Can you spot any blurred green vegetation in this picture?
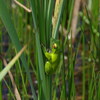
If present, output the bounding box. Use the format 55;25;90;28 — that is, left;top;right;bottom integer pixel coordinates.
0;0;100;100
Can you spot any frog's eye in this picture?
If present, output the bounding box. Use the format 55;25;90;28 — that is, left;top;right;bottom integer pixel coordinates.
52;43;57;49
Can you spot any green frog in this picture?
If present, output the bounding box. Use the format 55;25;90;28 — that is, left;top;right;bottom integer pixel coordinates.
42;38;61;75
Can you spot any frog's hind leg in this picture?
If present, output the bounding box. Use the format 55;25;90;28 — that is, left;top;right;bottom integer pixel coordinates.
45;61;52;74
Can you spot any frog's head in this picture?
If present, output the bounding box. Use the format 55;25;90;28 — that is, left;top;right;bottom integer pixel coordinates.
52;43;58;49
51;38;60;53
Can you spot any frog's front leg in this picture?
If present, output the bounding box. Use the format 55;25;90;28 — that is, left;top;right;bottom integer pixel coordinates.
42;44;52;60
45;52;52;60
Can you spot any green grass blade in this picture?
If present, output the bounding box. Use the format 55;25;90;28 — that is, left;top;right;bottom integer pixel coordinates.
29;0;37;29
64;0;75;47
53;0;66;39
0;1;37;99
30;1;47;99
4;79;16;100
0;61;3;100
46;0;54;46
35;32;47;99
